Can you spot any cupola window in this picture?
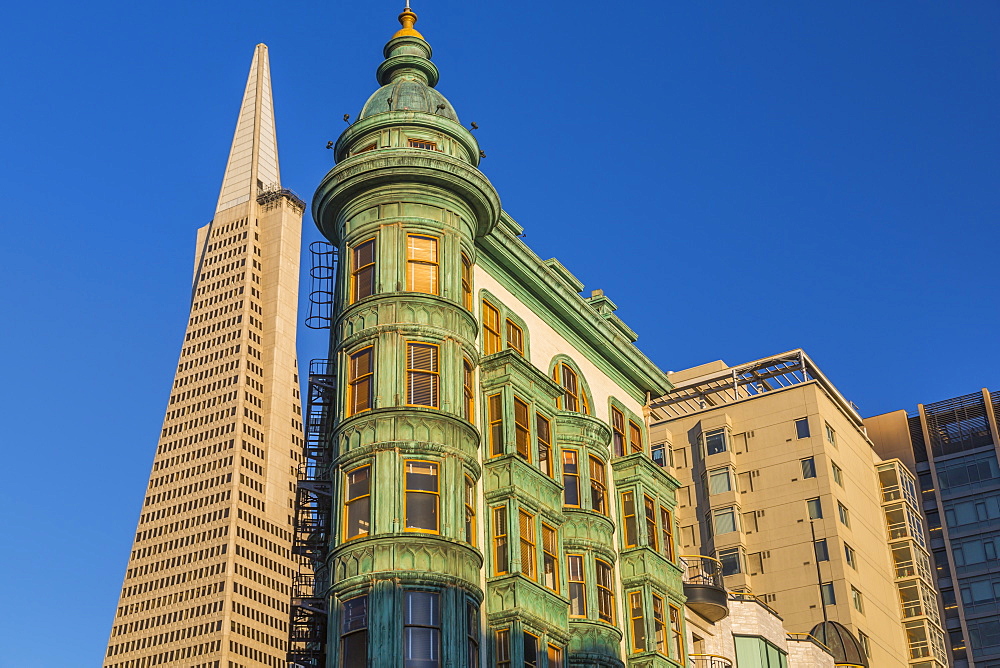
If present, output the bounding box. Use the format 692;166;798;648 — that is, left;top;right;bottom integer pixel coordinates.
408;138;438;151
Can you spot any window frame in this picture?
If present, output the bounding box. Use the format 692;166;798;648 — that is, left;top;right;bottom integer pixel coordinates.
832;461;844;486
405;341;440;408
628;590;647;654
496;627;511;668
523;630;540;668
704;428;728;456
403;460;440;534
405;233;440;295
644;495;659;552
482;300;502;355
347;345;375;416
652;594;667;655
622;491;638;548
402;590;441;667
407;138;438;150
340;594;369;667
660;507;674;562
488;393;504;457
492;506;509;575
350;237;377;303
554;362;590;414
461;253;473;311
669;604;684;662
505;318;524;355
852;586;865;612
838;501;851;527
464;475;476;546
562;450;581;507
542;523;558;593
595;558;616;624
807;497;823;520
518;510;537;581
611;407;626;457
795;417;811;439
343;464;372;541
845;542;857;569
629;420;643;454
567;553;586;618
463;359;474;423
590;456;608;515
536;413;553;477
514;396;531;462
801;457;817;479
821;582;836;605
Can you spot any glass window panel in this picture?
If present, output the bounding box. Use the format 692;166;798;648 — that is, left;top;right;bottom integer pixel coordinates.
611;407;626;457
482;301;501;355
351;238;376;302
536;414;552;476
709;468;732;494
629;591;646;653
622;492;638;547
514;397;530;460
705;429;727;455
505;319;523;355
801;457;817;479
406;235;439;295
405;462;439;532
807;497;823;519
795;418;811;439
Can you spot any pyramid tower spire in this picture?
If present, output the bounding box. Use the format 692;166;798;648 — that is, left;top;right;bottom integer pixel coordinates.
216;43;280;213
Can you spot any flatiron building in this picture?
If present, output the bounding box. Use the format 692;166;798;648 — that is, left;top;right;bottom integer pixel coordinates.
103;44;305;668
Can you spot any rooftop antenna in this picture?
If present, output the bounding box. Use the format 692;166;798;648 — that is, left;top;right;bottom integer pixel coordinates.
405;0;410;7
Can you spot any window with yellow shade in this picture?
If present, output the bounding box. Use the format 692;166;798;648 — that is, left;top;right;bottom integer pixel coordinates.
406;234;439;294
482;300;501;355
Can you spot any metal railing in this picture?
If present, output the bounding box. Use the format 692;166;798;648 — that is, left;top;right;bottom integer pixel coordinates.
689;654;733;668
680;555;725;589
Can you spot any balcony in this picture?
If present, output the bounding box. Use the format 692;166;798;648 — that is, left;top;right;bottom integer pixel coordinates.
681;555;729;622
690;654;733;668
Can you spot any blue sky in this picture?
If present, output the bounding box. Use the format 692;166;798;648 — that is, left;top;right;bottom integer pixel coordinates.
0;1;997;665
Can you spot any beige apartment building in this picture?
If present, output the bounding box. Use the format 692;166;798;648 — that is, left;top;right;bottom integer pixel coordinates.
103;44;304;668
648;350;911;668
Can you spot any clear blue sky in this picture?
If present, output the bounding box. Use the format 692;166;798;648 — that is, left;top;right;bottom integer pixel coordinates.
0;1;996;665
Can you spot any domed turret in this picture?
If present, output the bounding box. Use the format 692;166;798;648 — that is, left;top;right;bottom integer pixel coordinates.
809;621;870;667
357;5;459;122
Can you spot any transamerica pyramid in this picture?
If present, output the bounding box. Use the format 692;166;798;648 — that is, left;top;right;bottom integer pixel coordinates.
103;44;304;668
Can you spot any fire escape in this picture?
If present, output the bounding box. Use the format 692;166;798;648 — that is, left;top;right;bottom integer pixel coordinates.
288;242;337;668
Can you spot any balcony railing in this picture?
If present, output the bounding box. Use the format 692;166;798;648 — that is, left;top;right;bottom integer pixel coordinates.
680;555;725;588
680;555;728;622
689;654;733;668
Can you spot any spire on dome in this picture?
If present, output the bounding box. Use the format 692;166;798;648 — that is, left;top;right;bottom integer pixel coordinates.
215;43;281;213
393;2;423;39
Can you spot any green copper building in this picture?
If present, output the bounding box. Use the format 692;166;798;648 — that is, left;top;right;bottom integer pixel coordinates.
295;6;687;667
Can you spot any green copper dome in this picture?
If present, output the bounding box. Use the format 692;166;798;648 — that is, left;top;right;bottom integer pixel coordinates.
357;7;459;122
359;79;458;121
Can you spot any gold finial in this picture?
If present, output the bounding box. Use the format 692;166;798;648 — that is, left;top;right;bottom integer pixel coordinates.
393;2;424;39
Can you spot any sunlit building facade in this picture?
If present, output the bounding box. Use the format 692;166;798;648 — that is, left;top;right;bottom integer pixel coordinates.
867;389;1000;668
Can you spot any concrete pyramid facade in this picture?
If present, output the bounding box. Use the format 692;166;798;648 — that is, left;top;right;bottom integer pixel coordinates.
104;44;304;668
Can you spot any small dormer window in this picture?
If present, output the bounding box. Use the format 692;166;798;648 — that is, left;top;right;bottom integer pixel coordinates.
408;139;437;151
